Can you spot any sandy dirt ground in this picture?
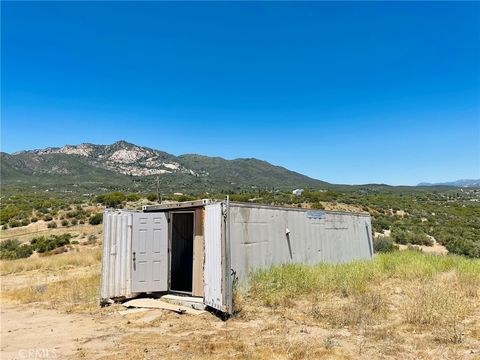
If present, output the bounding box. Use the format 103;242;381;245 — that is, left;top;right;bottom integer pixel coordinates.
1;299;479;360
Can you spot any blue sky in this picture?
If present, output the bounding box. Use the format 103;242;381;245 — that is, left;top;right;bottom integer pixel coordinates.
2;2;479;185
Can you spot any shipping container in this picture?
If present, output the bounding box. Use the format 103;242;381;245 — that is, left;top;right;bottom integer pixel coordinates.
100;199;373;314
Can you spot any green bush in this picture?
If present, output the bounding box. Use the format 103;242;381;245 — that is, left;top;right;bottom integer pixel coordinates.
89;213;103;225
0;239;21;251
391;228;433;246
126;193;141;202
373;237;399;253
30;234;71;253
47;221;57;228
8;220;21;228
146;193;158;202
71;218;78;226
0;239;33;260
30;217;38;223
95;192;126;208
61;219;69;227
311;202;325;210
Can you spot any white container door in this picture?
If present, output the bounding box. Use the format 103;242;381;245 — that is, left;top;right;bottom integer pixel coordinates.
204;203;231;313
131;212;168;293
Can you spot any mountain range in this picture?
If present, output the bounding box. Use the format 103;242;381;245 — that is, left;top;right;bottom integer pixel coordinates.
417;179;480;188
1;141;478;195
1;141;327;194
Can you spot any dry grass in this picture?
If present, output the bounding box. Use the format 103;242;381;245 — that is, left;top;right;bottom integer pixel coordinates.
1;246;101;312
0;246;101;275
247;250;480;351
2;247;479;359
2;273;100;312
248;251;480;307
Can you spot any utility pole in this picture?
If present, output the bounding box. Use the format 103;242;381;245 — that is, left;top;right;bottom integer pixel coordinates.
156;176;162;204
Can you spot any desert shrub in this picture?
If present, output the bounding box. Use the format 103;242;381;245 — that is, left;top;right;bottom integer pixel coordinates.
373;236;399;253
43;214;53;221
0;239;21;252
444;237;480;259
30;217;38;223
89;213;103;225
391;228;433;246
126;193;141;202
79;219;85;224
311;202;325;210
71;240;79;245
66;208;88;219
0;239;33;260
174;195;197;201
229;193;254;202
86;234;97;245
372;215;394;233
70;218;78;226
61;219;69;227
47;221;57;228
30;234;71;253
0;205;20;224
146;193;158;202
21;219;29;226
8;220;21;228
95;192;126;208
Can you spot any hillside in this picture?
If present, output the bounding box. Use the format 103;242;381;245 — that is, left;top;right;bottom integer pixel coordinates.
1;141;327;194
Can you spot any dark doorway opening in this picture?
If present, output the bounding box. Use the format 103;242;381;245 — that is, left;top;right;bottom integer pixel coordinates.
170;212;194;293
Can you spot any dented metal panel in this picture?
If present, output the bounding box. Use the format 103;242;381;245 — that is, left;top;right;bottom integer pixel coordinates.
228;203;372;282
100;210;135;301
203;203;225;311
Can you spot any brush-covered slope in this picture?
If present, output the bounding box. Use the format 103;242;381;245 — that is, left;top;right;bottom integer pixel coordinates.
1;141;328;193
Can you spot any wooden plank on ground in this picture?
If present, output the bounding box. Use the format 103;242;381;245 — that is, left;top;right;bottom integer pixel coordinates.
122;298;205;315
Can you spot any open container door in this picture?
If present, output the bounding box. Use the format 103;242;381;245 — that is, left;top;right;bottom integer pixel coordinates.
131;212;169;293
203;202;232;314
101;210;135;301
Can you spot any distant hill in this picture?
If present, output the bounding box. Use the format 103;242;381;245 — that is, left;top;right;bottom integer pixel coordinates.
418;179;480;188
1;141;328;194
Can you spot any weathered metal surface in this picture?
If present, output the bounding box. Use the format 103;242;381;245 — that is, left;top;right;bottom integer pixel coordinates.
100;210;135;301
203;203;224;311
228;203;373;282
143;199;214;212
101;200;373;315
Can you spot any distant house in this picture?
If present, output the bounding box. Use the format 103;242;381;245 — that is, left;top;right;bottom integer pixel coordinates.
292;189;304;196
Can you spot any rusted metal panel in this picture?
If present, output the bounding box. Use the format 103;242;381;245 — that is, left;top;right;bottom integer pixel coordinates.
228;203;372;283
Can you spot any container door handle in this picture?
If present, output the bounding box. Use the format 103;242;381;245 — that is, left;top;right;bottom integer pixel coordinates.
132;252;136;270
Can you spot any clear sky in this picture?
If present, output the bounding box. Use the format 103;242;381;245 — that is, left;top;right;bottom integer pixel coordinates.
2;1;479;185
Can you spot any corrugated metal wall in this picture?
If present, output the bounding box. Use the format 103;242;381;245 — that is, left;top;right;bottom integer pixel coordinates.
100;210;135;301
228;203;373;282
203;203;224;311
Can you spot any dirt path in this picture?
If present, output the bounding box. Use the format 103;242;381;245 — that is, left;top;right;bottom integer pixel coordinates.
0;304;120;359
